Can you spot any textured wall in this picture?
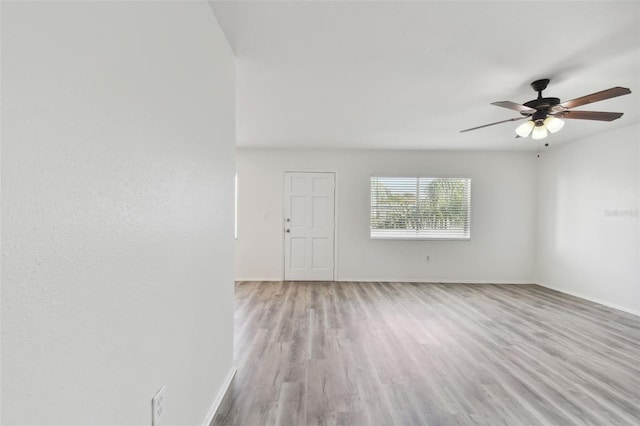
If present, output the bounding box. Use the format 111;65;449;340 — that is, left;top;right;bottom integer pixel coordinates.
1;2;235;424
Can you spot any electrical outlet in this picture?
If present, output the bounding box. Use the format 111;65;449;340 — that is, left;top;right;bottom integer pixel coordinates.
152;386;166;426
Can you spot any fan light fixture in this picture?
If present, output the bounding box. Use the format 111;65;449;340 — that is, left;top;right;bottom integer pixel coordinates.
531;125;548;140
515;116;565;139
515;120;535;137
544;116;565;133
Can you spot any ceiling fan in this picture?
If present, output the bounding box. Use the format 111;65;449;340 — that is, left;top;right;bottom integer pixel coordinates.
460;79;631;140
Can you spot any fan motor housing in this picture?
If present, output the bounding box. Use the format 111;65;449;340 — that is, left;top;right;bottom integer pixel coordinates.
523;97;561;111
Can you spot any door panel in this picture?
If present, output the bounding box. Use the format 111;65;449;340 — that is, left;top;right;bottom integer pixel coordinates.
291;196;306;227
284;172;335;281
311;238;329;269
312;196;329;227
289;238;306;270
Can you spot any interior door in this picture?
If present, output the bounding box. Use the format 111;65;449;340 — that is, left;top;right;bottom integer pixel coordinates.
283;172;335;281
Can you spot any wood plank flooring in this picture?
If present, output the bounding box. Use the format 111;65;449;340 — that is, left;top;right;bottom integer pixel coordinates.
212;282;640;426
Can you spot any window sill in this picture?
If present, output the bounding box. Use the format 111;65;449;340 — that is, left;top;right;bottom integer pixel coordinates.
371;236;471;241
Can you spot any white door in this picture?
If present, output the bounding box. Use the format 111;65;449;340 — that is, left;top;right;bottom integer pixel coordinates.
283;172;335;281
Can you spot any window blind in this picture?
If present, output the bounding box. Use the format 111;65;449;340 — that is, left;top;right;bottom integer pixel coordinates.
370;177;471;240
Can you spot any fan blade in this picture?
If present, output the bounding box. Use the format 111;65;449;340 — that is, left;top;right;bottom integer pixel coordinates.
559;110;623;121
460;116;529;133
491;101;536;114
560;87;631;109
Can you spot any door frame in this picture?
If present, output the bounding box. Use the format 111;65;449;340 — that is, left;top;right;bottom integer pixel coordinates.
281;169;338;282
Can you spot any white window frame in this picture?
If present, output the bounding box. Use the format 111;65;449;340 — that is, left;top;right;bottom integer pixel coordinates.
370;176;471;241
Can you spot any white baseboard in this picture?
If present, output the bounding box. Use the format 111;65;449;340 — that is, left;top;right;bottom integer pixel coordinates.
235;278;534;284
536;282;640;317
201;367;237;426
334;279;535;285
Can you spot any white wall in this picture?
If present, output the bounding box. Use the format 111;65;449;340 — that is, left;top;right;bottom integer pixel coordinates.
237;149;536;283
536;124;640;314
1;2;235;424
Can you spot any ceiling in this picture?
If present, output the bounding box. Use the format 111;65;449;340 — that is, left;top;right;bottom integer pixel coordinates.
210;1;640;151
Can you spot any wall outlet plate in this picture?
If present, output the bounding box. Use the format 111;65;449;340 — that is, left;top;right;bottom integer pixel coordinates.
152;386;166;426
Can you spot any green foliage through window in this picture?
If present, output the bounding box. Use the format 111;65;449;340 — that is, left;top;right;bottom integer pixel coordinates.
370;177;471;239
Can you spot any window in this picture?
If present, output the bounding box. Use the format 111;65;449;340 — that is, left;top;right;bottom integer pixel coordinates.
370;177;471;240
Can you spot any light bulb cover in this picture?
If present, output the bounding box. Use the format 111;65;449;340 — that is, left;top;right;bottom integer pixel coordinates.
531;125;548;140
544;116;565;133
515;120;535;137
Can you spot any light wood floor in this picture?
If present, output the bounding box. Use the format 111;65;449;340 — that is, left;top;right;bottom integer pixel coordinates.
212;281;640;426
